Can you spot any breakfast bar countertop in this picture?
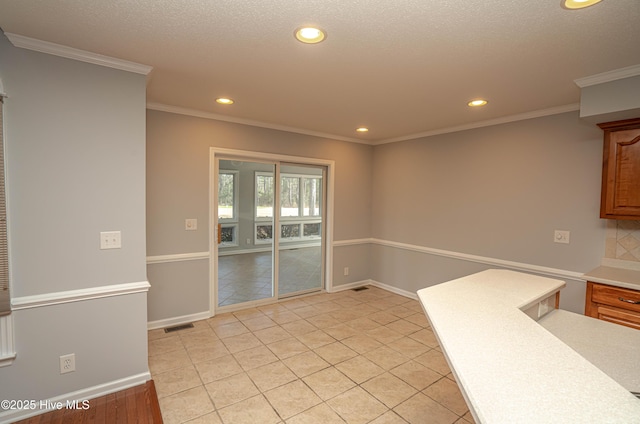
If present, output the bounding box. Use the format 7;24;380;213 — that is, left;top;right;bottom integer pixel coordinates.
416;269;640;424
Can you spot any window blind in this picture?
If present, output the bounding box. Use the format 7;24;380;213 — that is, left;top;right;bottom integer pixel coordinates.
0;96;9;316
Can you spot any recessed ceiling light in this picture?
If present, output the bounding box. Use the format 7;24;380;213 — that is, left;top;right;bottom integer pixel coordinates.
467;99;488;107
356;127;369;133
562;0;603;10
216;97;234;105
294;26;326;44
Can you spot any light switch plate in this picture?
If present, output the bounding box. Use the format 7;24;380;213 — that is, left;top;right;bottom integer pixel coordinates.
185;219;198;230
554;230;570;244
100;231;121;249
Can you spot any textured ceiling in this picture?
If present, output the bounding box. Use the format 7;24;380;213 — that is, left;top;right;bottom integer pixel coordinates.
0;0;639;143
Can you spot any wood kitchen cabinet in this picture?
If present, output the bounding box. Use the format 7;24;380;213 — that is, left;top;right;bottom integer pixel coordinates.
599;118;640;220
585;281;640;330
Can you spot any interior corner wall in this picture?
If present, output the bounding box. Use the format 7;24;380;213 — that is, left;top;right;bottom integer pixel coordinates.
370;111;607;313
0;32;149;418
146;110;373;323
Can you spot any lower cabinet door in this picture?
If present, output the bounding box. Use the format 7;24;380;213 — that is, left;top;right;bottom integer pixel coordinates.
597;305;640;330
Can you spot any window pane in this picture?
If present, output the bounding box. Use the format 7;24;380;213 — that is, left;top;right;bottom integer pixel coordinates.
303;222;321;237
303;178;322;217
218;173;235;219
256;224;273;240
281;177;300;217
281;224;300;239
256;174;274;218
221;226;235;243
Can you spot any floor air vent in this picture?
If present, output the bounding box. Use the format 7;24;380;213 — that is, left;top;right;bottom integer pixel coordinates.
164;323;194;333
352;287;369;292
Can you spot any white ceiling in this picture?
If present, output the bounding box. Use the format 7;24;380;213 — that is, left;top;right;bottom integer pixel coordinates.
0;0;639;144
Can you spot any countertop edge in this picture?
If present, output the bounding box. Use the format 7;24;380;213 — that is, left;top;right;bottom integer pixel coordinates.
583;265;640;291
417;269;640;424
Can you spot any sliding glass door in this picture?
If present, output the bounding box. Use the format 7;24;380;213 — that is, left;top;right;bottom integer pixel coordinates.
217;159;275;307
278;163;324;297
215;157;325;309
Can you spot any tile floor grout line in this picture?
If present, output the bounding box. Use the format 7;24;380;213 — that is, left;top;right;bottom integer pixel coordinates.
150;287;474;424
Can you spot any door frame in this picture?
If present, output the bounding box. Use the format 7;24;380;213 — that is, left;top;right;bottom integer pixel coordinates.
209;147;335;315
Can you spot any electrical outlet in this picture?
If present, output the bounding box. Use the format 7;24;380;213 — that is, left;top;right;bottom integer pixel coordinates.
185;219;198;230
344;267;349;276
538;296;553;318
60;353;75;374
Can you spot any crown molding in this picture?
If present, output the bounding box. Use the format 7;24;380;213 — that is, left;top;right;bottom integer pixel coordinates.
146;102;371;145
374;103;581;145
149;102;583;147
574;64;640;88
5;33;153;75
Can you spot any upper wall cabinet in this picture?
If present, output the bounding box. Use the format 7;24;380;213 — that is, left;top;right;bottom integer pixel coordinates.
599;118;640;220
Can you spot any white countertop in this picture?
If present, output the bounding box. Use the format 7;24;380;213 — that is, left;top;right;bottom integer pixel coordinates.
538;309;640;393
583;265;640;291
417;269;640;424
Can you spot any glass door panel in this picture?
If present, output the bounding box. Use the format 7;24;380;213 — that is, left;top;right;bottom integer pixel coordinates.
217;159;275;307
278;164;325;297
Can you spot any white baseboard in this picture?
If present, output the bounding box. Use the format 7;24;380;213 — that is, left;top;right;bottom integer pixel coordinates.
328;279;418;300
0;371;151;424
328;279;374;293
148;311;211;330
368;280;419;300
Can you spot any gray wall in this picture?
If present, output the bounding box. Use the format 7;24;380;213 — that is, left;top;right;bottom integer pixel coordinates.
0;32;148;412
370;111;607;312
148;108;612;321
146;110;373;322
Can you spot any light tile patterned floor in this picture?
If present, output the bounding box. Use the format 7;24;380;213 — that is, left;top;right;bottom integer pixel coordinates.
148;286;475;424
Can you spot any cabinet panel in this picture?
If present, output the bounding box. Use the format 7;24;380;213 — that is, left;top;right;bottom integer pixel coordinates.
586;281;640;330
596;305;640;331
591;283;640;314
599;118;640;219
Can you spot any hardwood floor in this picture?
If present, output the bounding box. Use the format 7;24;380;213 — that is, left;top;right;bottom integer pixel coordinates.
14;380;163;424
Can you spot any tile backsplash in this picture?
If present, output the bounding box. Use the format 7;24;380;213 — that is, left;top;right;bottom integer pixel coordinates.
606;220;640;262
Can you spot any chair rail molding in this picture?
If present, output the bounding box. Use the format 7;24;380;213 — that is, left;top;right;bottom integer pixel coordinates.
11;281;150;311
334;237;585;282
147;252;210;264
